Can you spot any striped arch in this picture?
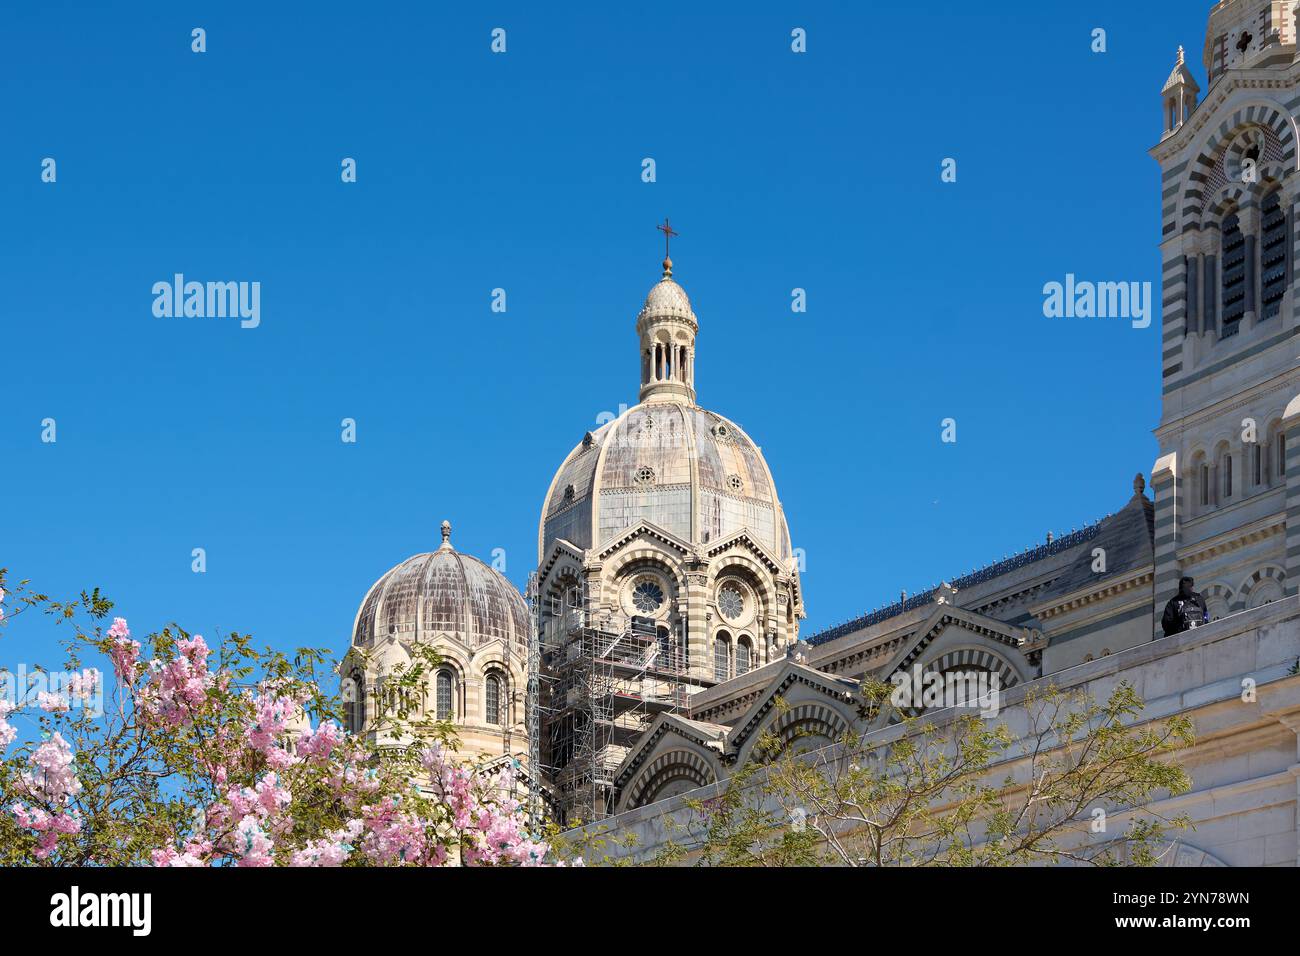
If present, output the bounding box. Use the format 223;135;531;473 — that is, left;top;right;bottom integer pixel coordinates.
1200;582;1234;621
881;646;1021;724
709;555;778;607
1199;162;1295;227
751;702;851;764
1179;103;1298;231
623;749;716;810
601;545;688;598
1235;565;1286;611
921;646;1022;687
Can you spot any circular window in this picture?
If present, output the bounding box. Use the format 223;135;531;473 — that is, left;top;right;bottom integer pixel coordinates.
632;578;665;613
634;465;656;485
718;585;744;621
726;474;743;492
563;484;575;501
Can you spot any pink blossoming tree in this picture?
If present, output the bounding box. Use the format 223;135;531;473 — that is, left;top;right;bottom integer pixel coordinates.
0;570;555;867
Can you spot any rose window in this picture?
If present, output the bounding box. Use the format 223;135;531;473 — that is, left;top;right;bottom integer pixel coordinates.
633;579;665;613
718;585;744;621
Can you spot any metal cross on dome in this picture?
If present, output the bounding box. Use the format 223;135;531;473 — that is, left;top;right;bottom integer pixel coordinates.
656;217;679;258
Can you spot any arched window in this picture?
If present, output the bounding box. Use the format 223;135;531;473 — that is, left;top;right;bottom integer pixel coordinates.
1260;191;1288;321
1221;211;1246;335
714;632;731;682
344;671;365;734
1222;452;1234;499
435;669;454;720
485;672;503;725
1191;451;1209;510
1280;431;1288;479
735;637;752;676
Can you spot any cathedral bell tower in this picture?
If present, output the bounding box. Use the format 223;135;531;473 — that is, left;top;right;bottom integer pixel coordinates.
1149;0;1300;629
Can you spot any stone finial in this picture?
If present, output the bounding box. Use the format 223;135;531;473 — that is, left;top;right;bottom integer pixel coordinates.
439;519;452;550
1046;531;1054;544
1176;45;1184;67
1133;472;1146;497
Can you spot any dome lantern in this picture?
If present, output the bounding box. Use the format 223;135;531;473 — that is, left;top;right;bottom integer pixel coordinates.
639;218;698;404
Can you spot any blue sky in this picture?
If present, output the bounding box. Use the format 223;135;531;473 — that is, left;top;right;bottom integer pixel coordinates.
1;1;1208;671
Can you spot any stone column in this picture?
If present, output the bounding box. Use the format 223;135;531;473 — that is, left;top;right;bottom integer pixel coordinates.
1187;253;1201;335
1283;396;1300;594
1151;452;1181;636
1241;204;1260;331
684;569;709;681
1203;252;1218;338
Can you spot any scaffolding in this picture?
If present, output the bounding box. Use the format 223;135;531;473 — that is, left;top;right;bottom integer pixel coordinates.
539;581;701;824
525;571;543;825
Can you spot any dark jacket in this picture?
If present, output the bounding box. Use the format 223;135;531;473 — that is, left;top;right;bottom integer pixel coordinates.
1161;589;1208;636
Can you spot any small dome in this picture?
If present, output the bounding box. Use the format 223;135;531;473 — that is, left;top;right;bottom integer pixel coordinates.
640;277;694;321
352;524;529;658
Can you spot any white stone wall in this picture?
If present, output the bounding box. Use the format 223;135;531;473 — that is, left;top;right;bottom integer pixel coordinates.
574;598;1300;866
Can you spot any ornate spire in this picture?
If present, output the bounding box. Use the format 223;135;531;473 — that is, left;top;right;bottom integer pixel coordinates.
439;519;452;550
657;218;678;278
638;219;697;404
1176;44;1184;67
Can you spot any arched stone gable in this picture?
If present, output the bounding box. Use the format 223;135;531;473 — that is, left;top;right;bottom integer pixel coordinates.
612;714;726;813
621;750;716;811
921;646;1022;687
537;540;586;587
876;605;1036;687
748;700;852;764
723;661;861;764
1174;99;1299;231
704;528;788;577
600;536;691;599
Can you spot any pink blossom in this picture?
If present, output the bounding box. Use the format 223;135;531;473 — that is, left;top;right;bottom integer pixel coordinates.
107;618;141;684
0;699;16;749
233;815;275;867
65;669;100;703
297;720;343;762
37;691;69;713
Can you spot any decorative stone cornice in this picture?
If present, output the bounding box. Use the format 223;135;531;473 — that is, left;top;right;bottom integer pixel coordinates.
1031;566;1155;622
1176;513;1284;566
1150;67;1300;164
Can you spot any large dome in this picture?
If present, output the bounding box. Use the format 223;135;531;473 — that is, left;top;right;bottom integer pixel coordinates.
538;252;796;573
353;521;529;657
538;402;794;563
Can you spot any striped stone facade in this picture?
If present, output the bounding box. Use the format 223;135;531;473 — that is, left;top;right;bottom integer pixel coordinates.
1152;453;1181;636
1150;10;1300;624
